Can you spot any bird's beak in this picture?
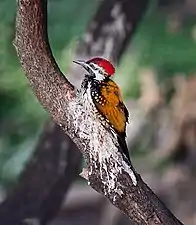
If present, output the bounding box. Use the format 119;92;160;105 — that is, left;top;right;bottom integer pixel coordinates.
73;60;94;76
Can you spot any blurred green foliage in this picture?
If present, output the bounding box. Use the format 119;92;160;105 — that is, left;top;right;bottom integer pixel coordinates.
0;0;196;187
116;8;196;97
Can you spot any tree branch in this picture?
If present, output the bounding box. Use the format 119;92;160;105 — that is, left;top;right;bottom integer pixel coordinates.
0;0;149;224
70;0;149;87
14;0;183;224
77;0;149;62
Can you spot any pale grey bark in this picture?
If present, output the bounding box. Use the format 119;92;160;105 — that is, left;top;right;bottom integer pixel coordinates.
12;0;183;224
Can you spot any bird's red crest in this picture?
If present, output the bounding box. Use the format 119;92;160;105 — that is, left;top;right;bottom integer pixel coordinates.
87;57;115;76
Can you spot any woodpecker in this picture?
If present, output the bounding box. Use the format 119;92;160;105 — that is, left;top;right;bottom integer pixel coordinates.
73;57;130;162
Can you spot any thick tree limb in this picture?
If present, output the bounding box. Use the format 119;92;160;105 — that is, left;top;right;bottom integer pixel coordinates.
13;0;183;224
0;0;150;224
78;0;148;62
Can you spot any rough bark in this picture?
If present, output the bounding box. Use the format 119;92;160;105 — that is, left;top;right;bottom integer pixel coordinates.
78;0;148;62
11;0;183;224
0;0;150;224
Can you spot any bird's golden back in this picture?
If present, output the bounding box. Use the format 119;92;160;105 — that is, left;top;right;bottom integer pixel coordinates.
93;79;128;134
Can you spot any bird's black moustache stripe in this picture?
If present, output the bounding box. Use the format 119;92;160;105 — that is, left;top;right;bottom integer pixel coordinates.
85;66;95;77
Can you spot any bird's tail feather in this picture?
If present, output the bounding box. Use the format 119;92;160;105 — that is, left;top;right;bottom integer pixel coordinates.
117;135;131;163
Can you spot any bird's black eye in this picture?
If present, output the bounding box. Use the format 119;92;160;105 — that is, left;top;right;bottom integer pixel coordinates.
99;70;104;75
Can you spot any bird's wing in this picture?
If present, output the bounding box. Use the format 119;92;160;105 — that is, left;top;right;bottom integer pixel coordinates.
94;80;129;135
94;80;130;161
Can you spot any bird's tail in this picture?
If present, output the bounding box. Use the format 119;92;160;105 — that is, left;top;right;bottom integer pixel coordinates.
117;135;131;163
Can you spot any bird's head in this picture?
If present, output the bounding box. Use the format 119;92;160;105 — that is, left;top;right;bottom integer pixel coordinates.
73;57;115;81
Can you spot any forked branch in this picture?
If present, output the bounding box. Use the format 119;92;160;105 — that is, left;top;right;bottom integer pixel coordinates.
14;0;183;224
